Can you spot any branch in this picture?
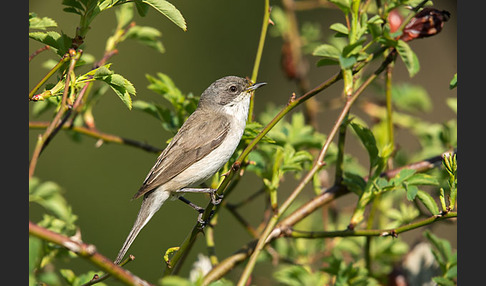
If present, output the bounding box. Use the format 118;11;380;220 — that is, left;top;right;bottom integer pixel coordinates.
29;52;70;100
202;149;455;284
29;121;162;153
248;0;271;122
29;49;81;179
29;221;153;286
29;45;51;62
286;212;457;239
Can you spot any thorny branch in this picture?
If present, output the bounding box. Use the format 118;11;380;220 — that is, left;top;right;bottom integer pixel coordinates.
29;221;153;286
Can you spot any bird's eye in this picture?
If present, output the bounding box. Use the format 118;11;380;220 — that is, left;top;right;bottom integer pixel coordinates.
229;85;237;92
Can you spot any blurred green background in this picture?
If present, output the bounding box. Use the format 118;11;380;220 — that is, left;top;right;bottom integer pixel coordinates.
29;0;457;284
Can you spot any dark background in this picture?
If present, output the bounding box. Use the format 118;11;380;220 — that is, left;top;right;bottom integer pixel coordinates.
29;1;457;284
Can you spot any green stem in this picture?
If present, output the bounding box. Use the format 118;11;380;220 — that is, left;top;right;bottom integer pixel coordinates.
29;53;70;100
29;50;80;179
287;212;457;238
248;0;270;122
385;61;394;152
236;216;279;286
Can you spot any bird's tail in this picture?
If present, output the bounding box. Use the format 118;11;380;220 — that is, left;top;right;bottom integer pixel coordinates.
114;189;171;264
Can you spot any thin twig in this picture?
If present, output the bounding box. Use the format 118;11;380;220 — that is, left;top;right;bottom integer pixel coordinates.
286;212;457;238
29;221;152;286
81;255;136;286
29;45;51;62
29;53;70;100
29;49;81;179
29;121;162;153
248;0;270;122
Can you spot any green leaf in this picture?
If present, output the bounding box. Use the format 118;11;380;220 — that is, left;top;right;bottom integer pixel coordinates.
343;172;366;195
446;97;457;113
28;31;72;56
59;269;76;284
97;74;136;109
243;122;275;143
274;265;327;286
406;173;439;186
115;1;134;29
350;122;379;167
330;22;349;35
396;40;420;77
140;0;187;31
132;100;164;122
416;190;439;215
125;26;165;53
135;1;150;16
93;66;114;78
391;83;432;113
328;0;351;14
29;13;58;30
29;237;43;274
313;44;341;59
389;168;416;186
317;58;339;67
29;178;72;220
404;183;418;200
339;55;357;70
159;276;193;286
449;73;457;89
62;0;84;12
432;277;455;286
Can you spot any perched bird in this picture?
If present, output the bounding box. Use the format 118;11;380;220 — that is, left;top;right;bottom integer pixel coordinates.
114;76;266;264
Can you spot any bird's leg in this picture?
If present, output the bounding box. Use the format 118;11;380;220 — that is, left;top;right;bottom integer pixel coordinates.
177;196;207;224
176;188;223;205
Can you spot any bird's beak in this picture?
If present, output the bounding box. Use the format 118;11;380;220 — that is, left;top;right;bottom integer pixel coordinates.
246;82;267;92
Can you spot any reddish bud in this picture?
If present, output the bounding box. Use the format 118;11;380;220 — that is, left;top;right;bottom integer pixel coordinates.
388;7;450;42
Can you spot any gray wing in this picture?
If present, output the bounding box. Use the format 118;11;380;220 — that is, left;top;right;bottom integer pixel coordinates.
132;110;230;199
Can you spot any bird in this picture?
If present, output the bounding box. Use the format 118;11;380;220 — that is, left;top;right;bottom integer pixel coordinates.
114;76;266;264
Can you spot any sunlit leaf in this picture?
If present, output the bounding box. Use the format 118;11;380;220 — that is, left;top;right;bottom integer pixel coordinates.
140;0;187;31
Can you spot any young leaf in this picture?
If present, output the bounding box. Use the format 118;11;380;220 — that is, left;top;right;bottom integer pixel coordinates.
115;1;135;29
328;0;351;14
132;100;165;122
96;74;136;109
29;13;58;30
126;26;165;53
313;44;341;59
449;73;457;89
140;0;187;31
396;40;420;77
416;190;440;215
330;22;349;35
404;183;419;201
29;31;72;56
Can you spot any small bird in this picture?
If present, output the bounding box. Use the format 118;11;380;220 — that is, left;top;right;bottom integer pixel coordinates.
114;76;266;264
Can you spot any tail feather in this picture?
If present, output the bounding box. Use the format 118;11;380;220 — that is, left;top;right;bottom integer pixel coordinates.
114;189;171;264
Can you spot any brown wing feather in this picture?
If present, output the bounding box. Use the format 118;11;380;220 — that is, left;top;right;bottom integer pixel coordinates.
132;109;230;199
